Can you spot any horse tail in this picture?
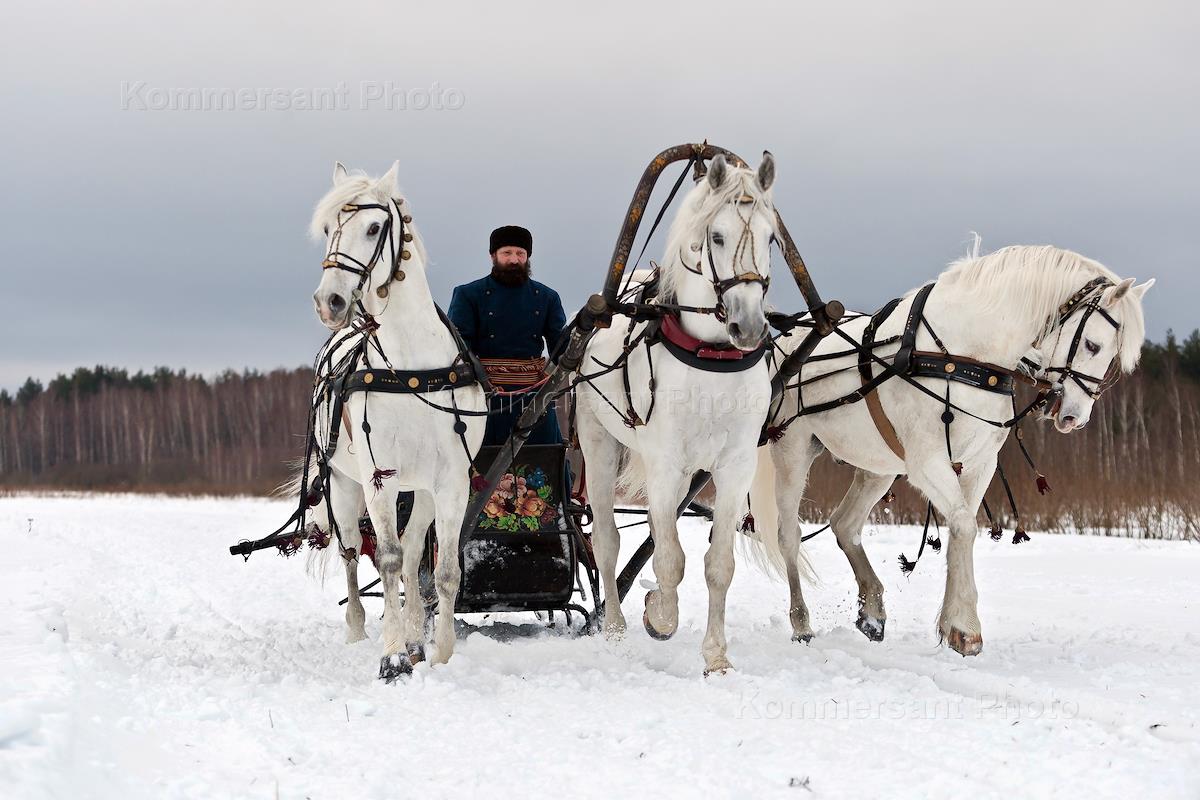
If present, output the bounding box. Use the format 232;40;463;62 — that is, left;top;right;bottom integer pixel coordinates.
274;456;310;500
615;446;647;503
741;444;817;584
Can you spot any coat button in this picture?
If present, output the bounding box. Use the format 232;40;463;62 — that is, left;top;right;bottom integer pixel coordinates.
488;311;494;316
535;310;540;315
489;334;495;338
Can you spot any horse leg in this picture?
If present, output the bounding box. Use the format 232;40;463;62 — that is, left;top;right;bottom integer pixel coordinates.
906;458;987;656
771;434;822;643
398;491;436;667
643;468;691;641
700;462;756;674
326;469;368;644
430;485;469;665
577;421;626;636
365;484;414;682
829;469;895;642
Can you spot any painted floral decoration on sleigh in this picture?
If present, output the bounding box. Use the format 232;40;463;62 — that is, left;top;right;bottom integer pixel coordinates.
470;465;561;532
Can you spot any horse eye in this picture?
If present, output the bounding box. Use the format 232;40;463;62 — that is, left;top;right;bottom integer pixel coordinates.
367;222;381;236
711;233;725;247
1085;339;1101;356
323;225;329;236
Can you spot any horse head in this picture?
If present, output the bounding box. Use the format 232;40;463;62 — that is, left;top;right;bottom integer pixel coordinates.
664;152;778;351
1042;276;1155;432
310;161;415;330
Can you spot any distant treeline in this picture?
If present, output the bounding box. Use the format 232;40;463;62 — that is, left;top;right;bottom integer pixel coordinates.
2;332;1199;538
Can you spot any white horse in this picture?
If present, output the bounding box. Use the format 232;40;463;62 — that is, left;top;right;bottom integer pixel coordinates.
747;244;1153;655
575;153;777;674
307;162;486;680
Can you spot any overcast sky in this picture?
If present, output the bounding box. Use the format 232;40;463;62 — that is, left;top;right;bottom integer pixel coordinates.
2;1;1196;391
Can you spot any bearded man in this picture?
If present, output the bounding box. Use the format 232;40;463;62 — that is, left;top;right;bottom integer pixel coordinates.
447;225;567;446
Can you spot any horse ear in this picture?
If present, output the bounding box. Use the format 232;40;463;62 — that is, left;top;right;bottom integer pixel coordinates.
332;161;349;185
757;151;776;192
707;154;728;190
377;160;400;196
1132;278;1156;299
1101;277;1136;308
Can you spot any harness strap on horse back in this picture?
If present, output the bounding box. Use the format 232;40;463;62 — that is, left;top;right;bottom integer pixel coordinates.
342;362;478;395
858;295;908;460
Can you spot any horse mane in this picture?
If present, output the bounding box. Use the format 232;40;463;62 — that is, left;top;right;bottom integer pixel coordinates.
308;171;429;268
657;167;777;301
937;242;1146;372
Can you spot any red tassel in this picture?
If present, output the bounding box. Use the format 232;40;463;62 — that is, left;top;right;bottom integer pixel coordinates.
766;425;786;442
304;487;322;508
306;525;331;550
989;524;1003;542
741;513;756;533
952;461;963;475
1013;528;1030;544
371;468;396;491
277;533;304;557
1036;474;1051;495
898;554;917;574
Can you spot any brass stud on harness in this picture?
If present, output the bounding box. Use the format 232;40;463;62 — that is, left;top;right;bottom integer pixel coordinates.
363;372;374;384
987;375;998;387
402;215;412;223
448;371;457;383
407;377;420;389
394;269;406;281
944;363;956;374
376;286;389;299
403;233;413;242
401;250;412;261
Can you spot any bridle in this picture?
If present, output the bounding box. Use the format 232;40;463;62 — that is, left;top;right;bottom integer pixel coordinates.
1038;277;1122;406
676;193;771;322
320;198;413;312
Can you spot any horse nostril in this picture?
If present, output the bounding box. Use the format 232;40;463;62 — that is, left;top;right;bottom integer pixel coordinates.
729;322;743;339
328;293;347;313
1062;415;1077;427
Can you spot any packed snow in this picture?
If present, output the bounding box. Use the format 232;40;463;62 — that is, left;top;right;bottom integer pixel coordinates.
2;494;1198;799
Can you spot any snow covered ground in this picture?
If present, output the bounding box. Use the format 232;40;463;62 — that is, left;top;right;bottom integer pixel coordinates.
2;494;1198;799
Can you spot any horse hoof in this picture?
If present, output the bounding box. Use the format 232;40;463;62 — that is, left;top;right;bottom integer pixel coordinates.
345;628;368;644
378;652;413;683
703;657;734;676
642;591;675;641
791;632;814;644
945;628;983;656
406;642;425;665
856;613;886;642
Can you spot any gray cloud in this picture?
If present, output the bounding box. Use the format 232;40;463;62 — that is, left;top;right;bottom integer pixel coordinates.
2;0;1196;390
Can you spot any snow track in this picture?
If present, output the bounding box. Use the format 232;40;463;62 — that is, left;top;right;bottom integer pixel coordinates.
2;495;1197;799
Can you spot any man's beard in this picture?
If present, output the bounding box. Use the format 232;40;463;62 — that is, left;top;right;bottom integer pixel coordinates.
491;257;531;287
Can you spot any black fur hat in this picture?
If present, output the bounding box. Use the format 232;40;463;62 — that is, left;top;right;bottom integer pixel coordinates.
489;225;533;255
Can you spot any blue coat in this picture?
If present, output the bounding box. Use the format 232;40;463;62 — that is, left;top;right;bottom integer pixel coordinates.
447;275;567;360
447;275;568;446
